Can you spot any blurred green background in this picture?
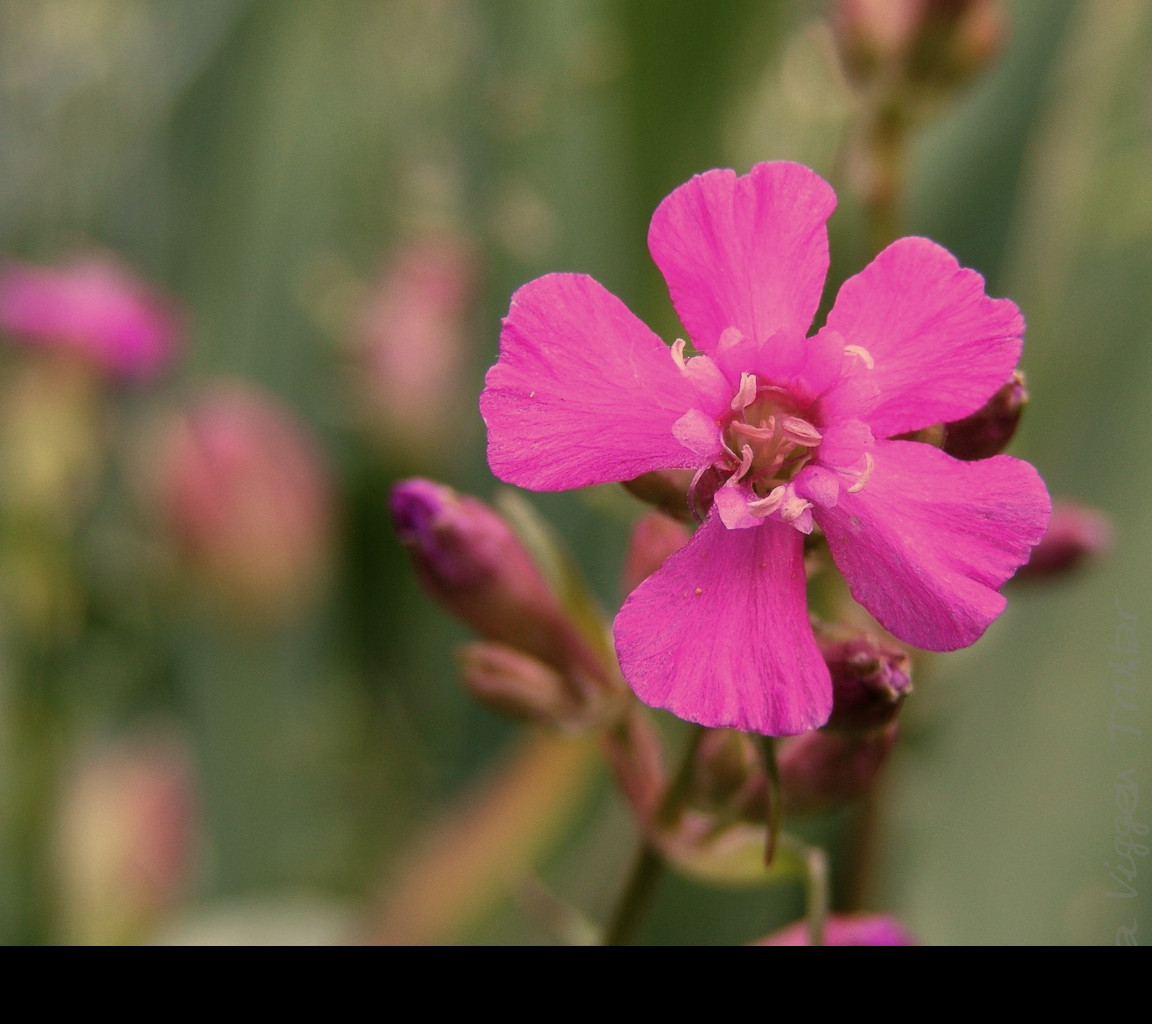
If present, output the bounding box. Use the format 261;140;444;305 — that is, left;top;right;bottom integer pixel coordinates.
0;0;1148;945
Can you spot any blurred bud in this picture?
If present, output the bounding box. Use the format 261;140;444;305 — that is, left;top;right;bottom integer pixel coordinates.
55;733;196;945
152;384;334;620
818;629;912;733
622;512;691;595
778;722;898;816
459;642;585;727
832;0;923;85
833;0;1004;96
601;707;667;826
687;728;767;822
752;913;915;946
354;239;476;461
622;469;694;522
0;255;180;381
943;371;1027;461
1016;501;1112;580
391;479;613;705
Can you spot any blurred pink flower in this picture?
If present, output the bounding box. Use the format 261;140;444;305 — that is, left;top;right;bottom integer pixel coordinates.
55;733;196;944
0;256;180;380
753;913;915;946
356;239;476;458
482;162;1050;736
154;384;333;618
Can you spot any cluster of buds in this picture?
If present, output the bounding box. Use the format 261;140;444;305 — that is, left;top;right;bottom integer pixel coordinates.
662;627;911;864
390;479;627;730
393;486;918;892
830;1;1007;248
832;0;1005;103
395;448;1102;940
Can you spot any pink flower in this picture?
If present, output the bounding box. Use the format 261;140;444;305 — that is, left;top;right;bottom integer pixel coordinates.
753;913;915;946
0;256;180;381
481;162;1050;736
152;383;333;617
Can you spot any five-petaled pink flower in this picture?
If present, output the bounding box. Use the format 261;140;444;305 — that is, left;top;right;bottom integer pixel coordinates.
481;162;1050;736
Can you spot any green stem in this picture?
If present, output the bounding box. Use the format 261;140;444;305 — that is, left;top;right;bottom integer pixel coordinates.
601;724;705;946
804;844;830;947
862;100;909;257
601;840;665;947
760;735;782;865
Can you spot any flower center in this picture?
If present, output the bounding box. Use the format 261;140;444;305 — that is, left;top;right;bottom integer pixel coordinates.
721;372;821;497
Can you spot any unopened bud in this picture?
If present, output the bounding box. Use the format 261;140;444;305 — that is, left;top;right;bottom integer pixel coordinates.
459;642;584;727
943;371;1026;461
818;630;912;733
833;0;1004;97
906;0;1004;93
391;479;609;693
1016;501;1112;580
151;384;333;621
622;469;694;522
353;239;476;461
602;707;667;826
752;913;915;946
55;733;196;945
778;722;898;816
622;512;691;595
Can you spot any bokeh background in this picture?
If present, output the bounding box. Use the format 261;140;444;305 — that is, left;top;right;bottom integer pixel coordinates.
0;0;1149;945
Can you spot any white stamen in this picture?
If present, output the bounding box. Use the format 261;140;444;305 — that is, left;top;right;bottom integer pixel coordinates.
844;344;875;370
671;338;688;372
730;418;776;443
747;485;786;517
779;492;814;523
731;371;757;412
780;416;823;447
733;444;754;482
846;452;875;493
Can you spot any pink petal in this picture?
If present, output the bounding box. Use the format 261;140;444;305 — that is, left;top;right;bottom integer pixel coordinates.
648;162;836;356
821;237;1023;438
672;408;723;459
816;441;1051;651
481;274;700;489
614;513;832;736
713;480;761;530
754;913;915;946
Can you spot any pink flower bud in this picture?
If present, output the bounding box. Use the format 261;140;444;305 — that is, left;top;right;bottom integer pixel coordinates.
153;384;333;619
355;239;476;460
390;479;612;700
778;722;899;816
601;708;667;826
943;371;1027;461
0;256;180;381
833;0;1004;95
622;512;691;595
458;642;586;727
55;733;196;944
753;912;916;945
818;629;912;733
1016;500;1112;580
